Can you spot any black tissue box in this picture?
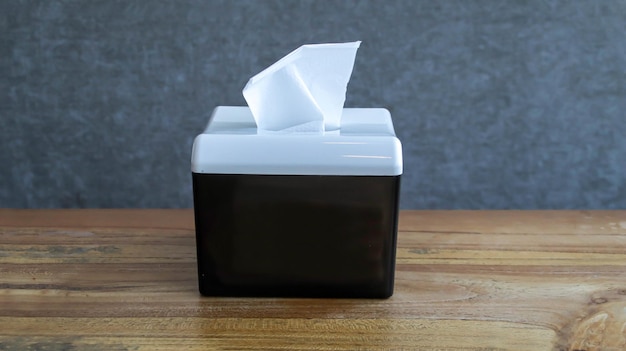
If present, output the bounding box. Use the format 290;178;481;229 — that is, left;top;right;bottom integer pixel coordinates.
191;106;403;298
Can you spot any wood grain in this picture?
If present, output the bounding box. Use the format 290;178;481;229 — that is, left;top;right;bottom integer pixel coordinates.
1;210;626;350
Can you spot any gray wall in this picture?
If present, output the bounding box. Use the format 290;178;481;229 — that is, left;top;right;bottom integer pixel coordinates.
2;0;625;209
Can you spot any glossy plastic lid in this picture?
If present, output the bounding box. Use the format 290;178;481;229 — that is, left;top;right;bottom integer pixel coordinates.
191;106;403;176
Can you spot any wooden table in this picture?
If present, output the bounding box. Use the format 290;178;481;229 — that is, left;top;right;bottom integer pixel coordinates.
1;210;626;350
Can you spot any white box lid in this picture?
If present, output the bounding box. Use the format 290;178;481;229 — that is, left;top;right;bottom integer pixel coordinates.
191;106;403;176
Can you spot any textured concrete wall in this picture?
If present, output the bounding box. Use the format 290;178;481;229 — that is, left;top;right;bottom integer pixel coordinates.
2;0;625;209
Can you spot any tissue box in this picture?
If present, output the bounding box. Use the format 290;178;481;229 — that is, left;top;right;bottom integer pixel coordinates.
191;106;402;298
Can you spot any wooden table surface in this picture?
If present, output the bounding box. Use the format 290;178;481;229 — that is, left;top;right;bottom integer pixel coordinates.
1;210;626;350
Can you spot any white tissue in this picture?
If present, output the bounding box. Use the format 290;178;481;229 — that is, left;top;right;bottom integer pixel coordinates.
242;41;361;133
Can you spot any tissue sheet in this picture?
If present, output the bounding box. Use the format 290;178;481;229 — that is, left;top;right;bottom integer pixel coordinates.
243;41;361;133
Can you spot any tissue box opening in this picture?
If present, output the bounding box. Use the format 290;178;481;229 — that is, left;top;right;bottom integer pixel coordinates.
192;173;400;298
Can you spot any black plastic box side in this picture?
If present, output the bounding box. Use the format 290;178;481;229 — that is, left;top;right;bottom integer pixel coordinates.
192;173;401;298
